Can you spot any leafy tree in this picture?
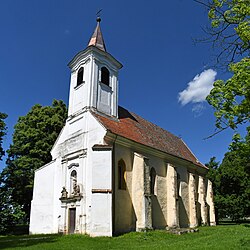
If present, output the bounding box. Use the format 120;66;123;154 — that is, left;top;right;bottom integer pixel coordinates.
199;0;250;221
0;188;25;234
206;156;220;173
0;112;7;161
196;0;250;65
196;0;250;134
206;58;250;133
0;100;67;227
206;128;250;221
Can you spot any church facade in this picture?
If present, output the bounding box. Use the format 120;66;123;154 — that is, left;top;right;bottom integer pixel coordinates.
29;18;216;237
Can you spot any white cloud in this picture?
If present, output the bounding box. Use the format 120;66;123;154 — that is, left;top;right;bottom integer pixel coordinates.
178;69;217;105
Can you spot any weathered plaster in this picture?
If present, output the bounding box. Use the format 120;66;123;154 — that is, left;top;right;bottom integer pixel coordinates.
206;179;216;226
189;172;198;228
198;176;208;225
166;163;179;228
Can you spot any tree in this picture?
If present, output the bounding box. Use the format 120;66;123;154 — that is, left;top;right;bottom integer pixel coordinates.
0;188;25;234
196;0;250;134
200;1;250;222
206;128;250;221
206;156;220;191
0;112;7;161
206;57;250;133
196;0;250;66
0;100;67;226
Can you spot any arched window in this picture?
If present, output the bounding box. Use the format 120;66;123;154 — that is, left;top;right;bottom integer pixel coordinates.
101;67;110;86
150;168;156;195
118;160;126;190
77;67;84;86
70;170;77;195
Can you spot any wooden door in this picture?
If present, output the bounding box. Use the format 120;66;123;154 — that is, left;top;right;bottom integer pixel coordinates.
69;208;76;234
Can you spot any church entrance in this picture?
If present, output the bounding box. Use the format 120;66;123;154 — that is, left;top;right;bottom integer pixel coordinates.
69;208;76;234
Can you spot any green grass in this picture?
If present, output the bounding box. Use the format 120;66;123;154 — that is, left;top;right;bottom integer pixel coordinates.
0;225;249;250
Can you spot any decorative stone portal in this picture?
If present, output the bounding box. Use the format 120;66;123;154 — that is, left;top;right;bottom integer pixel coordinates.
59;186;83;234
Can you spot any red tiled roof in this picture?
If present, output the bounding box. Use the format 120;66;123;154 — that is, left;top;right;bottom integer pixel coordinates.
92;106;206;169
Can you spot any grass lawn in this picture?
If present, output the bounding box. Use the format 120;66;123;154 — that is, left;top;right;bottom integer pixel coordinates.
0;224;249;250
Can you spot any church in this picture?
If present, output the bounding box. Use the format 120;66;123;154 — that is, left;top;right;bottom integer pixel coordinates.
29;18;216;237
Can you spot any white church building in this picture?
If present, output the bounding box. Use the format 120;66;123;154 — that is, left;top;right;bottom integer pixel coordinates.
29;18;216;237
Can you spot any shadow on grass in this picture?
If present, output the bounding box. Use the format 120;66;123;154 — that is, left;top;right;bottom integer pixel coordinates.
243;224;250;228
0;234;61;249
218;219;250;226
218;221;238;226
3;225;29;236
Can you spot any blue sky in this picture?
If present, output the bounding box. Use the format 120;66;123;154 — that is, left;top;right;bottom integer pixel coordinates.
0;0;243;171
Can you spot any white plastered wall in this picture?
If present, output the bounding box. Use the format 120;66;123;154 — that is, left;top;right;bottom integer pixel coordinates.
90;149;112;236
30;160;58;234
30;111;111;236
67;48;120;119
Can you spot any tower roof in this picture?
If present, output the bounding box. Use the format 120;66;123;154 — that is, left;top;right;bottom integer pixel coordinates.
88;17;106;52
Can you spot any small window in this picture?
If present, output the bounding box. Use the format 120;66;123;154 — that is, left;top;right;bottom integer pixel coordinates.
150;168;156;195
118;160;126;190
101;67;110;86
77;67;84;86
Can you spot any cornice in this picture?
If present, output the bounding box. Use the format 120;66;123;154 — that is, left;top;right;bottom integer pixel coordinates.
62;149;87;162
70;57;91;73
68;46;122;70
105;132;207;174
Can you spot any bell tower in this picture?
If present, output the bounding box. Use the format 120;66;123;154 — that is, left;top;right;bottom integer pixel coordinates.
67;18;123;118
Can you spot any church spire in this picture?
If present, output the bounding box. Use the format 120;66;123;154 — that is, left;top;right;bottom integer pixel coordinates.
88;17;106;52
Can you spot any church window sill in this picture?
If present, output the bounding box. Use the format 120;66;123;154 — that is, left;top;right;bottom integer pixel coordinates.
74;81;85;90
99;81;112;91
